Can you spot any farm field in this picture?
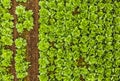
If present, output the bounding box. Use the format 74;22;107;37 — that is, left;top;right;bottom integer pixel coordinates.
0;0;120;81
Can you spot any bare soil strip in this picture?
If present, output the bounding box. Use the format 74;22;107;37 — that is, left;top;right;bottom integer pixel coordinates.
9;0;19;81
24;0;39;81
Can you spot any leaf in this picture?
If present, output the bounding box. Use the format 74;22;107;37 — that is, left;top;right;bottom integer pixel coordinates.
40;8;49;18
16;49;26;55
1;0;11;9
25;10;33;18
97;74;104;81
39;1;48;8
72;27;80;37
97;49;104;57
114;50;120;59
39;67;47;74
55;73;63;81
2;13;13;20
86;73;96;81
115;59;120;66
39;74;48;81
80;18;89;27
15;38;27;49
96;35;104;42
97;3;105;10
48;1;57;10
1;36;13;45
89;5;97;12
64;35;71;44
90;13;97;22
16;23;24;33
15;5;25;16
15;55;24;63
2;74;14;81
80;68;88;75
105;69;111;77
17;72;28;79
105;3;113;12
97;66;104;74
88;56;97;64
80;3;88;11
1;49;13;67
48;65;55;72
16;0;27;2
105;52;113;59
23;20;33;31
80;35;88;43
38;40;49;51
104;42;113;51
39;58;49;68
1;28;13;36
1;21;14;28
80;44;88;53
98;11;104;17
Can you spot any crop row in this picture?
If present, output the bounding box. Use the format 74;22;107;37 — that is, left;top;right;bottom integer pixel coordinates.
38;0;120;81
16;5;33;33
15;3;34;81
15;38;29;80
0;0;14;81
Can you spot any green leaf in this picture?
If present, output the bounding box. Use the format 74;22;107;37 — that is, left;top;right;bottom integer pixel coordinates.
39;57;49;68
2;13;13;20
16;0;27;2
86;73;96;81
1;49;13;67
39;74;48;81
1;36;13;45
96;35;104;42
16;5;25;16
17;72;28;79
16;23;24;33
88;56;97;65
80;68;88;75
23;20;33;31
15;38;27;49
38;40;49;51
1;0;11;9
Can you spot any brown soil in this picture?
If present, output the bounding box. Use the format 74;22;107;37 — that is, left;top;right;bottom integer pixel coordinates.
76;56;88;81
72;6;80;15
9;0;19;81
77;56;89;68
23;0;39;81
80;75;85;81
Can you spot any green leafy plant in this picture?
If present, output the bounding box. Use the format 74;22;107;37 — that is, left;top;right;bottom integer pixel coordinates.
1;49;13;67
15;5;33;33
15;37;29;80
1;0;11;9
0;1;14;81
16;0;27;3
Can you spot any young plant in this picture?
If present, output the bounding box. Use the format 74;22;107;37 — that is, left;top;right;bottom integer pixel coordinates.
15;38;29;80
15;5;33;33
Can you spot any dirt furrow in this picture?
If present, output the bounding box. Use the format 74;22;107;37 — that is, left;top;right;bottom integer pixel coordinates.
24;0;39;81
9;0;19;81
